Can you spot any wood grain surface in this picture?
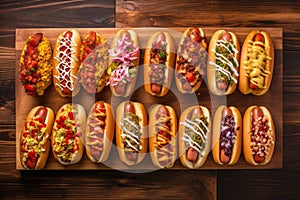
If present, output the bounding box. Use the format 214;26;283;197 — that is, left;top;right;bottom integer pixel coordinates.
1;0;300;199
15;27;283;171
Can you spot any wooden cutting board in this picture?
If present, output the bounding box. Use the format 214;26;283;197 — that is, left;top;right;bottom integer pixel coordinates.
15;27;282;170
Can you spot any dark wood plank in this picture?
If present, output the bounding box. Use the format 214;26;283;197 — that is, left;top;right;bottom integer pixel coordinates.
116;0;300;51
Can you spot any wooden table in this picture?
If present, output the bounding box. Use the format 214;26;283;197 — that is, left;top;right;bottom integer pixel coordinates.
1;0;299;199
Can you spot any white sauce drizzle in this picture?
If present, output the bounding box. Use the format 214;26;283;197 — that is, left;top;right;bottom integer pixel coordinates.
54;36;78;92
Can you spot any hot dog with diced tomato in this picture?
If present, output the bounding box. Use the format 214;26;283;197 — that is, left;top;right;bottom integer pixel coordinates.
144;32;175;96
85;101;114;163
243;106;275;165
149;104;177;168
20;106;54;170
19;33;52;96
52;103;86;165
53;30;81;97
239;30;274;95
175;27;207;94
116;101;147;166
78;31;109;94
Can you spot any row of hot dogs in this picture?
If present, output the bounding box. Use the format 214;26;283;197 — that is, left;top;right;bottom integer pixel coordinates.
19;27;274;97
20;102;275;170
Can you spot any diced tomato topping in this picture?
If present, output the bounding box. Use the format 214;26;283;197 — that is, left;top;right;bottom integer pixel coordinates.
68;112;74;120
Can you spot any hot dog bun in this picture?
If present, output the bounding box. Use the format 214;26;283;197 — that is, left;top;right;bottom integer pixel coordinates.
85;101;114;163
207;30;240;95
243;106;275;165
179;105;211;169
239;30;274;95
78;31;109;94
115;101;148;166
175;27;207;94
52;103;86;165
144;32;175;97
212;105;242;165
20;106;54;170
149;104;177;168
19;33;52;96
53;29;81;97
107;29;140;97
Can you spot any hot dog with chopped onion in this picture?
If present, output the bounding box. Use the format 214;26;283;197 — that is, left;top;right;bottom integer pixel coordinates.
207;30;240;95
85;101;114;163
239;30;274;95
116;101;147;166
52;103;86;165
212;106;242;165
19;33;52;96
53;30;81;97
78;31;109;94
107;29;140;97
144;32;175;96
179;106;211;169
243;106;275;165
149;104;177;168
175;27;207;94
20;106;54;170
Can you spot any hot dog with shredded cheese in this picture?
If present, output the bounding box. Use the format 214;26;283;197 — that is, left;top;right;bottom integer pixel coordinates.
20;106;54;170
239;30;274;95
52;103;86;165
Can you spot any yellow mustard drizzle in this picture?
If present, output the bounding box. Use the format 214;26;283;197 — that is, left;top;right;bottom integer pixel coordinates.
243;40;272;89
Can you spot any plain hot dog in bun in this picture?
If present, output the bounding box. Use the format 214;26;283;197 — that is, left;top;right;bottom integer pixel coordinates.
20;106;54;170
243;106;275;165
149;104;177;168
239;30;274;95
52;103;86;165
53;29;81;97
107;29;140;97
116;101;148;166
212;105;242;165
207;30;240;95
179;106;211;169
175;27;207;94
144;32;175;96
85;101;114;163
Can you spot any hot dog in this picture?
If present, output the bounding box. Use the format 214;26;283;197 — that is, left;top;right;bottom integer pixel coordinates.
116;101;147;166
239;30;274;95
19;33;52;96
149;104;177;168
212;106;242;165
107;29;140;97
144;32;175;96
78;31;110;94
207;30;240;95
243;106;275;165
53;30;81;97
52;103;86;165
179;106;211;169
20;106;54;170
175;27;207;94
85;101;114;163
